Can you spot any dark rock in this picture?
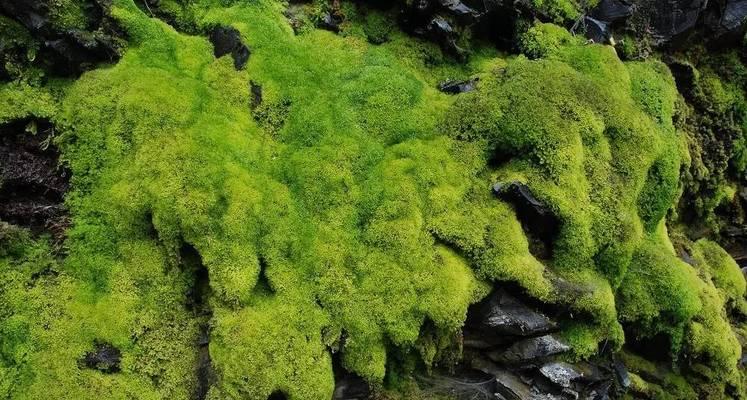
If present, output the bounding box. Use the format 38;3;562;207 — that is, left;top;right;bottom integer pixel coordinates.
590;0;633;22
493;182;560;260
332;374;370;400
0;0;122;77
0;119;69;239
489;334;570;364
471;357;532;400
415;368;497;400
438;77;479;94
437;0;481;21
250;80;262;110
584;16;611;44
318;12;343;33
539;362;583;389
720;0;747;31
209;26;250;70
81;341;121;373
612;357;630;389
472;288;557;337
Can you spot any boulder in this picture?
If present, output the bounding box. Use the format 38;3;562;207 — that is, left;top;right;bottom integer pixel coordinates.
81;341;121;373
489;334;570;364
438;77;479;94
209;26;250;70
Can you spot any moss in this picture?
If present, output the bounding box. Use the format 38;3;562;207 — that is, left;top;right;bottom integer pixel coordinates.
0;5;742;399
519;22;580;60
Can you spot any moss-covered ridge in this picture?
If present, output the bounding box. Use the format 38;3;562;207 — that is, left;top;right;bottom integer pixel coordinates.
0;2;745;400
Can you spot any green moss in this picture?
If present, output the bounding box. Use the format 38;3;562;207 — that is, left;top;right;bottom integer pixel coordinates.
0;6;741;399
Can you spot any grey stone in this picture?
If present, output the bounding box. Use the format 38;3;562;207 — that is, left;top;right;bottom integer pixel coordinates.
490;334;571;364
539;362;583;388
479;289;557;337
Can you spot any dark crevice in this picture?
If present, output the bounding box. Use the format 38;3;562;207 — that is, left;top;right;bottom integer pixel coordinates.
180;243;215;400
253;255;275;295
79;341;122;374
332;353;371;400
0;0;124;79
209;25;250;70
267;391;288;400
492;182;560;261
0;118;70;241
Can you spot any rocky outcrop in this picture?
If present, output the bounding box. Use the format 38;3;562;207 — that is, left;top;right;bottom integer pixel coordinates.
417;286;631;400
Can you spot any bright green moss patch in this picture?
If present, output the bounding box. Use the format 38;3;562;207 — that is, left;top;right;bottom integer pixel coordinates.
0;4;744;399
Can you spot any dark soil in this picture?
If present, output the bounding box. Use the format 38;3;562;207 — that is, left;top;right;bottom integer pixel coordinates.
0;118;70;240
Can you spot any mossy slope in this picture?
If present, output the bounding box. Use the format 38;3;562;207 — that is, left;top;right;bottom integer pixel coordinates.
0;4;744;400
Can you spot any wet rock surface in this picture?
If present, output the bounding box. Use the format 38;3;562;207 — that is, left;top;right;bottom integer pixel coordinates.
332;354;371;400
0;119;70;239
80;341;121;373
209;26;250;70
0;0;122;78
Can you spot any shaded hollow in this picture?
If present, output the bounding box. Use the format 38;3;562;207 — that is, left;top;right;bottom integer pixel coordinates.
492;182;560;260
180;243;215;400
0;118;70;240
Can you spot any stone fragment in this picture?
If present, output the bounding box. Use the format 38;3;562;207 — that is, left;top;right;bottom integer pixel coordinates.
539;362;583;388
489;334;571;364
477;288;557;337
438;77;479;94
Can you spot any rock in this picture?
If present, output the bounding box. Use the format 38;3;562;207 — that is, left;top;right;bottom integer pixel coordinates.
332;374;370;400
489;334;570;364
539;362;583;388
612;357;630;389
81;341;121;373
720;0;747;31
493;182;560;259
590;0;633;22
584;17;611;44
473;288;557;337
209;26;250;70
437;0;481;21
318;12;343;33
438;77;479;94
0;119;69;239
472;357;532;400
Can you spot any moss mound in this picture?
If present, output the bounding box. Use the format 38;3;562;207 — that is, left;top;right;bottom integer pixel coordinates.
0;4;744;400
